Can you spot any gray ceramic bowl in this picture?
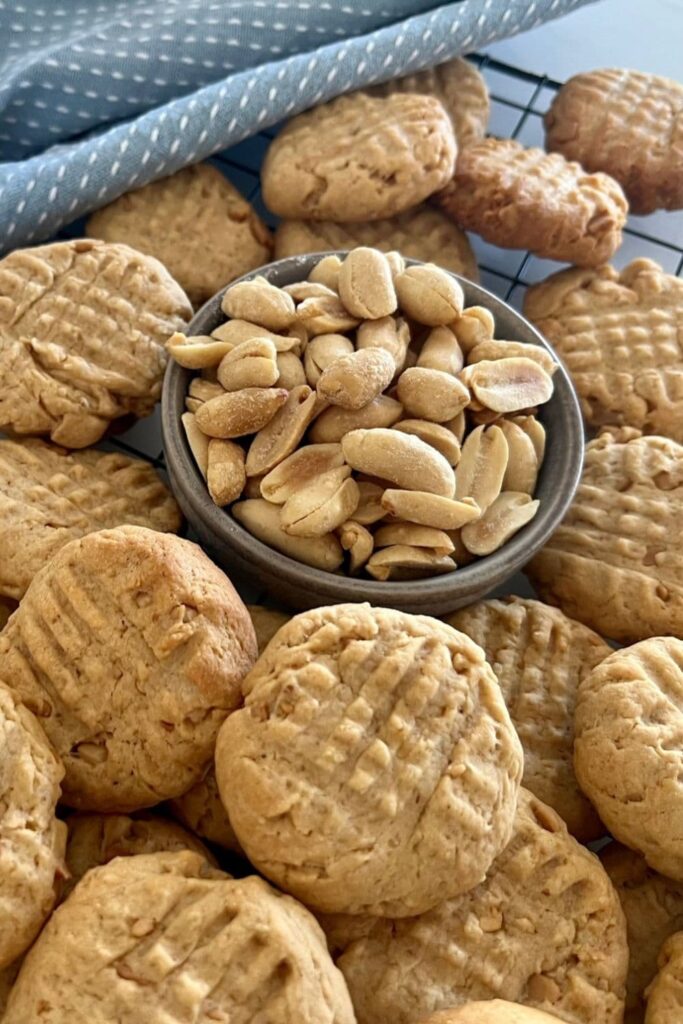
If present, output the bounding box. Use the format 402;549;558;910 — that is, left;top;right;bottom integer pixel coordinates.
162;253;583;615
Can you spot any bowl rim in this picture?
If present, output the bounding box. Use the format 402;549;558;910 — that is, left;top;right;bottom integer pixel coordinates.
161;251;584;604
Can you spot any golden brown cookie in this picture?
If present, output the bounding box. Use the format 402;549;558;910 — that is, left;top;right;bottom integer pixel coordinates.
262;92;457;222
447;596;609;840
0;239;192;448
524;260;683;439
216;603;523;917
321;790;627;1024
602;842;683;1023
645;931;683;1023
545;69;683;215
0;681;67;969
0;437;182;600
368;56;489;148
575;638;683;882
169;766;243;855
0;525;257;812
3;851;356;1023
63;811;216;898
435;138;628;267
527;431;683;643
416;1004;568;1023
87;164;273;307
274;206;478;281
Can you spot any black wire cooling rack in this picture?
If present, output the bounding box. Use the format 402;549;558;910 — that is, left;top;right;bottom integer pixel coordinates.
52;52;683;479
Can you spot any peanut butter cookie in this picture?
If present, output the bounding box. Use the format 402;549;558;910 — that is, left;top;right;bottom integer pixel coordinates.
169;766;243;854
216;604;523;917
527;430;683;643
645;931;683;1023
321;790;627;1024
575;637;683;883
447;597;609;840
3;851;356;1023
368;57;489;149
262;92;457;222
274;206;478;280
524;260;683;440
545;69;683;214
0;525;257;812
0;681;66;969
0;239;191;448
436;138;628;267
87;164;273;306
63;812;215;898
0;438;181;600
602;842;683;1023
417;1004;568;1023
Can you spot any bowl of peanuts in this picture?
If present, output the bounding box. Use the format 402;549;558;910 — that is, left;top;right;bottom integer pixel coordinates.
161;249;583;614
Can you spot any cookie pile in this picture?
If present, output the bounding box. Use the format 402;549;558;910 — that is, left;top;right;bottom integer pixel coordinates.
170;246;555;580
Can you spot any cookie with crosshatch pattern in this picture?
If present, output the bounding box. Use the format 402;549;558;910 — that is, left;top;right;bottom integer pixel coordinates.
435;137;628;267
545;68;683;214
0;437;181;600
447;596;610;840
261;91;457;222
527;429;683;643
319;789;628;1024
215;603;523;917
274;205;478;281
524;259;683;440
645;931;683;1023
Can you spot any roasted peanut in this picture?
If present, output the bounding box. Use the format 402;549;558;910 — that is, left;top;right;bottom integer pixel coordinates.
181;411;209;479
185;397;202;414
221;276;296;331
308;254;342;289
211;318;300;353
455;424;509;511
317;348;395;410
342;427;455;497
393;419;461;466
338;520;374;573
460;357;554;413
195;387;288;439
217;338;279;391
394;264;464;325
381;490;480;530
260;443;346;503
276;351;307;389
452;305;495;351
304;333;354;386
167;332;232;368
397;367;469;422
281;467;359;537
384;251;405;277
353;480;386;525
245;385;317;477
356;316;410;372
417;325;464;375
338;247;397;319
283;281;338;301
244;475;266;498
374;522;454;556
366;546;456;580
468;338;557;375
499;419;540;494
511;414;546;462
233;499;343;571
297;294;359;335
207;439;246;506
189;378;225;403
461;492;540;555
309;395;403;443
447;410;467;443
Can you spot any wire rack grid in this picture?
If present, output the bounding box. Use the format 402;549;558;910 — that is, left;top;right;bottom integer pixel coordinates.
51;52;683;511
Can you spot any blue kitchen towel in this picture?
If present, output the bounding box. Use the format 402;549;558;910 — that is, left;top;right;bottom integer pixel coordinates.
0;0;596;254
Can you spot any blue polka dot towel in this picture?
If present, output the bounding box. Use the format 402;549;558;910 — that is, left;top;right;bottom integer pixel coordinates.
0;0;596;254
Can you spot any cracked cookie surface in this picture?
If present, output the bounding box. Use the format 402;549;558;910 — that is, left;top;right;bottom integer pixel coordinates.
216;603;523;917
0;525;257;812
2;851;356;1024
0;239;191;448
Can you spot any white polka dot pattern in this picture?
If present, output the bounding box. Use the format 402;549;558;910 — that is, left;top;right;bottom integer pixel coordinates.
0;0;593;253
